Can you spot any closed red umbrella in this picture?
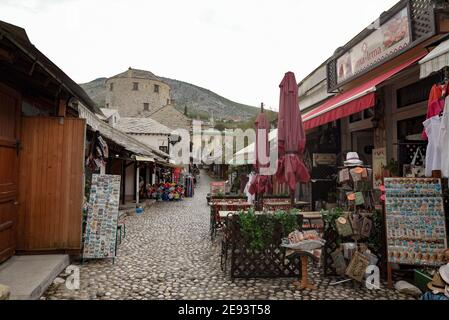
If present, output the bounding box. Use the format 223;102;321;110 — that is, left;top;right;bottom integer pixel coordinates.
249;105;272;203
276;72;310;203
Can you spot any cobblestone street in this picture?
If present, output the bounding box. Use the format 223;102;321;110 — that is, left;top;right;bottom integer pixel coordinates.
43;172;415;300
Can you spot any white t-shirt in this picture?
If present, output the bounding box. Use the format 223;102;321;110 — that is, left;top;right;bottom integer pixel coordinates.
423;116;442;177
438;97;449;178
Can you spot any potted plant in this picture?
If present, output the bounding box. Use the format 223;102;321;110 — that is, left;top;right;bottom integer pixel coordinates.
382;159;400;177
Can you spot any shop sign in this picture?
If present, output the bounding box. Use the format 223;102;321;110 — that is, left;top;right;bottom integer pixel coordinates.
372;148;387;189
336;6;411;85
312;153;337;167
210;181;226;196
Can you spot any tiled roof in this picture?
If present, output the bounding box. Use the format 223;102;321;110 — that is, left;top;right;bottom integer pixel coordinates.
109;68;165;83
78;105;169;159
99;108;119;120
115;117;172;135
149;105;191;132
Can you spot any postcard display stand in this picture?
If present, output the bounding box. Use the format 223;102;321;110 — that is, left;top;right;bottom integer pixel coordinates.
83;174;121;263
384;178;448;288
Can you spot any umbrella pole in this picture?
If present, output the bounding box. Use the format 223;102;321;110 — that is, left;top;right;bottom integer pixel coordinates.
290;189;295;208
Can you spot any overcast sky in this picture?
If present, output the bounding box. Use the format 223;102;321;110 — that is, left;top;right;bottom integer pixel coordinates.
1;0;399;110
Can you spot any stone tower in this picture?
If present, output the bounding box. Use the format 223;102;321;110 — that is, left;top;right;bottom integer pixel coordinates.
105;67;171;117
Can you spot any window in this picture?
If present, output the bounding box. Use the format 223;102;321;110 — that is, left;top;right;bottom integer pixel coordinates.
349;111;363;123
397;73;440;109
159;146;168;153
154;84;160;93
133;82;139;91
143;103;149;111
397;115;426;141
109;83;114;91
167;99;170;105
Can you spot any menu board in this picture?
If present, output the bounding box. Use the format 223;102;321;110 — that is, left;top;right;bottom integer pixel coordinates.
83;174;121;259
384;178;448;266
210;181;226;196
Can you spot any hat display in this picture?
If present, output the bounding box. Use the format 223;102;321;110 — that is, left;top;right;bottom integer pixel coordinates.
344;152;364;167
427;272;447;294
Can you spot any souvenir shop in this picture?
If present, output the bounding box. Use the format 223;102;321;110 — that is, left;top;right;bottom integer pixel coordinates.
138;160;198;201
292;0;449;297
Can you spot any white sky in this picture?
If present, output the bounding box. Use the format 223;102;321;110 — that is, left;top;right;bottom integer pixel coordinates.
1;0;399;110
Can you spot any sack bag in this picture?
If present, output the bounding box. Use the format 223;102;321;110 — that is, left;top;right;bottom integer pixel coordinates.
404;147;426;178
336;216;353;237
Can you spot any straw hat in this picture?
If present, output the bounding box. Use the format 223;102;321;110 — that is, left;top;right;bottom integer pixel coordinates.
428;272;448;294
344;152;364;167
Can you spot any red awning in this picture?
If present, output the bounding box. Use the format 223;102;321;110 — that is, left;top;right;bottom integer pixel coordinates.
302;53;427;130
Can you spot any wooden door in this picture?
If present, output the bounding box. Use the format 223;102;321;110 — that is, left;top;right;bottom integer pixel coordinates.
17;117;86;252
0;84;21;263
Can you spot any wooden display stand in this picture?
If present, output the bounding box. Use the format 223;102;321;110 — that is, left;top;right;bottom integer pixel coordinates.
292;254;319;290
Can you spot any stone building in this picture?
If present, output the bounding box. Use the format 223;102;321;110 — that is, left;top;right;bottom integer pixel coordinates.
104;67;191;132
105;68;171;117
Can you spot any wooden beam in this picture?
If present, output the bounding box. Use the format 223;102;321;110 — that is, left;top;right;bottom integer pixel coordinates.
121;160;126;205
58;98;67;117
133;161;137;201
0;48;14;63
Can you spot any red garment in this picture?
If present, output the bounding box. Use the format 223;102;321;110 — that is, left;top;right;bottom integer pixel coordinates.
423;84;448;139
276;72;310;192
248;175;273;196
249;111;272;196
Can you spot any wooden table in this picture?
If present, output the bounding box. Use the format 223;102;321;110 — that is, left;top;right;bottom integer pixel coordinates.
210;202;252;239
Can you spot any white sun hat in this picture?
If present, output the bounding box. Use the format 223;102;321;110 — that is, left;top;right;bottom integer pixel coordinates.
344;152;364;167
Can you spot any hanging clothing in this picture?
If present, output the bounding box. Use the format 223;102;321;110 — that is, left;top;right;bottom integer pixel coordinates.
423;84;448;139
438;97;449;178
244;173;256;204
423;116;442;177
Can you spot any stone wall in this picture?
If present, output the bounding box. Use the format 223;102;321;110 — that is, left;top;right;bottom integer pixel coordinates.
105;77;171;117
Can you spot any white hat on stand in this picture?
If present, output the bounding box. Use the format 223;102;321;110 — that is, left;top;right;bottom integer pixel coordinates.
344;152;364;167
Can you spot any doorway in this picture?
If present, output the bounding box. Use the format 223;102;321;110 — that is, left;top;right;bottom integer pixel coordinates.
0;84;21;263
352;129;375;167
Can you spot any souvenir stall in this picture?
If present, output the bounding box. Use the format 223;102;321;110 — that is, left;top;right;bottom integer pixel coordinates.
380;66;449;295
322;152;380;283
146;183;185;202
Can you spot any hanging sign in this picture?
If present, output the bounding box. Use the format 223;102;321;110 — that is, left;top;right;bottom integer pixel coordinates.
83;174;121;260
336;6;411;85
373;148;387;189
384;178;448;267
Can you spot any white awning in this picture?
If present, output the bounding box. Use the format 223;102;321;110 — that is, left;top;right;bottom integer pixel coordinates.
135;156;155;162
420;39;449;79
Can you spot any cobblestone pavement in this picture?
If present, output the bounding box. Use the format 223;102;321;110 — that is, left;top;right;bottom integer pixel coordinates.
43;172;415;300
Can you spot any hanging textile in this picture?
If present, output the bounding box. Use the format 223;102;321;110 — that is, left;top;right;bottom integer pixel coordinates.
86;131;109;171
423;83;448;139
437;97;449;178
185;175;195;198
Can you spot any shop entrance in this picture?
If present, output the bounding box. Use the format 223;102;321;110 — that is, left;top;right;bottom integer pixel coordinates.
351;129;374;167
0;84;21;263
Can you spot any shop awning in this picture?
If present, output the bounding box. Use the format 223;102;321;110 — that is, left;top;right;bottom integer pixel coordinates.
420;39;449;79
135;156;155;162
302;54;426;130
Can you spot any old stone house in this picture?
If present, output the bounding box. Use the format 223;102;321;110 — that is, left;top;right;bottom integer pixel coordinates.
104;67;191;133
